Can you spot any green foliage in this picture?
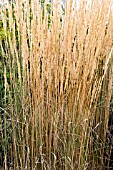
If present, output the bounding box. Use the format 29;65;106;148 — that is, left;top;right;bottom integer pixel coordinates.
0;20;5;42
0;20;4;106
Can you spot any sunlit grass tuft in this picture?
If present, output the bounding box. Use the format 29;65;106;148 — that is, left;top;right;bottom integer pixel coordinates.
0;0;113;169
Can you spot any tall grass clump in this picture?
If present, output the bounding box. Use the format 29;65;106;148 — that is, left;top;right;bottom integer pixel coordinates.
0;0;113;169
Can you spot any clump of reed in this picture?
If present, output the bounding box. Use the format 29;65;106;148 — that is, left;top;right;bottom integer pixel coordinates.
0;0;113;169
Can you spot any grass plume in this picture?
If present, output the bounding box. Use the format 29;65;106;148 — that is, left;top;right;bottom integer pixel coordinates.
0;0;113;169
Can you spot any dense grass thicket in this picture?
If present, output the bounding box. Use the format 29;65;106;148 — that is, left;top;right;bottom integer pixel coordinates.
0;0;113;169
